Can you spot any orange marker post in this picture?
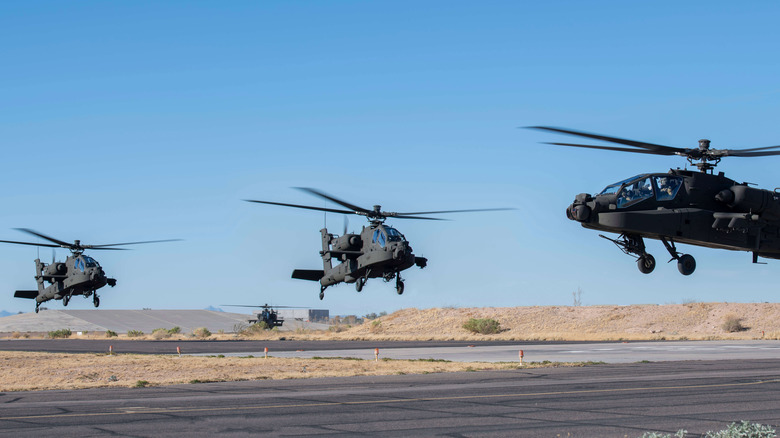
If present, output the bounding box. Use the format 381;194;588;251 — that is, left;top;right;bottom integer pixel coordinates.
374;348;379;362
519;350;524;365
264;347;268;359
177;346;181;357
109;345;113;356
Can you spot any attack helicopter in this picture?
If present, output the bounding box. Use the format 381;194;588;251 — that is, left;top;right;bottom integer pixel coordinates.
223;304;307;328
246;188;511;300
1;228;178;313
530;126;780;275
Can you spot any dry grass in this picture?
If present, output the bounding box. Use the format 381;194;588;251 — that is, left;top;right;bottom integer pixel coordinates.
0;351;589;392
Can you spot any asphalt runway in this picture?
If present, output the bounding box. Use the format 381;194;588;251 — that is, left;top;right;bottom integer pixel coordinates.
0;339;582;355
1;359;779;437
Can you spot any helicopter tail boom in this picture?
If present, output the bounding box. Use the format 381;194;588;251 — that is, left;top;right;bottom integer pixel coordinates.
292;269;324;281
14;290;39;299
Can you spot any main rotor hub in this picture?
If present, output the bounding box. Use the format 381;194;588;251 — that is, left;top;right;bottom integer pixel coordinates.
698;139;711;151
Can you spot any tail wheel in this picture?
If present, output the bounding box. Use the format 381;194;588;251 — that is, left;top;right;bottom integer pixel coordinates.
355;277;365;292
637;254;656;274
319;287;325;300
35;303;40;314
396;281;404;295
63;295;70;306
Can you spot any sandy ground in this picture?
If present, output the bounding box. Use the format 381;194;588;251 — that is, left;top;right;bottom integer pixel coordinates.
329;302;780;341
0;351;590;392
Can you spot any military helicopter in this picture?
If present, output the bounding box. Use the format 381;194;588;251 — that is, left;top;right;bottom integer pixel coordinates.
530;126;780;275
246;188;511;299
223;304;305;328
1;228;178;313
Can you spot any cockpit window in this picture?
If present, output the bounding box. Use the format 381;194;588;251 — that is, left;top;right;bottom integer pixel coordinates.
75;258;85;272
599;174;649;196
616;176;654;208
83;256;99;268
384;227;404;242
377;230;386;247
654;176;682;201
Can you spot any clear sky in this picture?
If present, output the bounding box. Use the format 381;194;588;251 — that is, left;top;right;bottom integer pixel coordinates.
2;1;780;316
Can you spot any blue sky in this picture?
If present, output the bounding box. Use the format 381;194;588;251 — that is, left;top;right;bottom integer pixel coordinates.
2;1;780;316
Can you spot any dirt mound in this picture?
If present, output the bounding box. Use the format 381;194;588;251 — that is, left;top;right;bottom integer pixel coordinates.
332;303;780;341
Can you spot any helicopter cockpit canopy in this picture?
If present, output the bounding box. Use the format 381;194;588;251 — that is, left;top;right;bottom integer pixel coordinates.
74;255;100;272
598;173;683;208
372;226;406;248
384;227;405;242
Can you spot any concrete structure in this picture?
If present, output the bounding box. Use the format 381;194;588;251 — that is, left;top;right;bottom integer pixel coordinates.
276;308;329;322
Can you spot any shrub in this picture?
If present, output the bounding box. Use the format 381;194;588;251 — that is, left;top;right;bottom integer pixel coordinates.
168;326;181;334
151;328;172;340
193;327;211;338
705;421;776;438
127;330;144;337
462;318;502;335
722;314;746;332
369;320;383;334
47;329;72;339
106;330;118;338
133;380;150;388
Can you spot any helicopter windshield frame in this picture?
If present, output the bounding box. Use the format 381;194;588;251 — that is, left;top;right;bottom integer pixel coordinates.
598;174;650;196
384;226;405;242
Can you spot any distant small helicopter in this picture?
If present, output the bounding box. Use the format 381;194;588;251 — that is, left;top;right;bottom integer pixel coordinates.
223;303;304;328
1;228;178;313
531;126;780;275
246;188;512;300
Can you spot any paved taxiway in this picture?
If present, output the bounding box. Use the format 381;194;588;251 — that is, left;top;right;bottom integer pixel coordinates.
1;359;779;437
5;339;780;364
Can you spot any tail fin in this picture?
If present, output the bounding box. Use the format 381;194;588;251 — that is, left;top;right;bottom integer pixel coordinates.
292;270;324;281
14;290;39;299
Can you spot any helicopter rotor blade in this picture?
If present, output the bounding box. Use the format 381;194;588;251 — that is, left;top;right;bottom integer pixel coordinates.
343;215;348;235
731;144;780;153
0;239;61;248
724;150;780;157
394;207;516;216
391;215;448;220
89;239;181;248
293;187;370;214
245;199;356;215
543;142;677;156
13;228;71;247
527;126;683;154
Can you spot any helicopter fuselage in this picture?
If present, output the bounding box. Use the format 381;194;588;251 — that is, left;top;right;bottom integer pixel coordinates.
15;255;117;310
567;168;780;263
292;224;428;298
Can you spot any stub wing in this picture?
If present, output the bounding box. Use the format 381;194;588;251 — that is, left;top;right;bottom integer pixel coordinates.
14;290;39;299
292;269;324;281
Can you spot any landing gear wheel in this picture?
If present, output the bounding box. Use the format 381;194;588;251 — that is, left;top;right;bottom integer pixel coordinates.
355;277;365;292
637;254;656;274
63;294;70;306
396;281;404;295
93;295;100;308
319;287;325;300
677;254;696;276
35;303;40;314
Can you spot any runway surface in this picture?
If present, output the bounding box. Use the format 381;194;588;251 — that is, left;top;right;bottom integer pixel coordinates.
1;359;779;437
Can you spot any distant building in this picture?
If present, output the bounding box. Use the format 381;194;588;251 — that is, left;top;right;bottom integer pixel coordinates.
276;308;329;322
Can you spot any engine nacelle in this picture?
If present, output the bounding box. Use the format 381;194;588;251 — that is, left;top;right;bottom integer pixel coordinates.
45;263;67;276
332;234;362;252
717;185;780;220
